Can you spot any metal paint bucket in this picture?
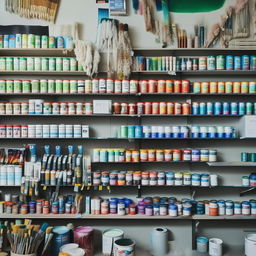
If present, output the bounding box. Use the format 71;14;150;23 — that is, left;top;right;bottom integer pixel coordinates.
52;226;71;256
102;229;124;256
114;238;135;256
245;234;256;256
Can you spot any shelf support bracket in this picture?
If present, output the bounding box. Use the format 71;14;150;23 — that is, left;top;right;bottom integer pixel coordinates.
240;187;256;197
137;185;142;198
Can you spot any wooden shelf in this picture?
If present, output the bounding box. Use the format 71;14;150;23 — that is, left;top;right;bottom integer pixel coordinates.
0;93;255;97
0;71;88;76
1;213;255;220
0;48;75;57
207;162;256;167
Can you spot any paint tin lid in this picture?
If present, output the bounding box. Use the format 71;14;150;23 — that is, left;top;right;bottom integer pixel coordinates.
103;228;124;238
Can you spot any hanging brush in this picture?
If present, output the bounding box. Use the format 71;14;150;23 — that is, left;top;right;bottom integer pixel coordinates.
132;0;139;13
156;0;162;11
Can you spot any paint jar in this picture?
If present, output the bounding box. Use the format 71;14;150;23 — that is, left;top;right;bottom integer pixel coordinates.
197;237;208;253
225;200;234;216
209;238;223;256
209;201;218;216
114;239;135;256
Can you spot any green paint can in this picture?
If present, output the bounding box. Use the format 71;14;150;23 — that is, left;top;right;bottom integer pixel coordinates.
41;57;49;71
56;80;63;93
63;80;70;93
120;125;128;138
250;153;256;162
0;80;6;93
128;125;135;138
35;35;41;48
56;58;63;71
40;80;48;93
31;80;40;93
6;57;13;70
6;80;14;93
49;58;56;71
241;152;248;162
22;80;31;93
13;80;21;93
48;80;55;93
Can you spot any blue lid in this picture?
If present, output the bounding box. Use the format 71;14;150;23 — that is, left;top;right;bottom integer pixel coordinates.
197;237;209;243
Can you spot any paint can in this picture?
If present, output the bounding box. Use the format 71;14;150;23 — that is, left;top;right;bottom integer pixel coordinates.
209;238;223;256
197;236;208;253
102;229;124;256
150;227;168;255
245;234;256;256
73;226;93;256
114;238;135;256
52;226;71;256
11;253;36;256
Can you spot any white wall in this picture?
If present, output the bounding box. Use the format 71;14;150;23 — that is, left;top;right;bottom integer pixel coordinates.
0;0;238;47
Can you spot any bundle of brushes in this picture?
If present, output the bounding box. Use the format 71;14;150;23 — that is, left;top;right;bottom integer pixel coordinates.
6;219;53;255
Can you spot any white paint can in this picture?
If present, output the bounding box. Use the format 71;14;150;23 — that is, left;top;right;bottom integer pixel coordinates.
209;238;223;256
245;233;256;256
102;229;124;256
114;238;135;256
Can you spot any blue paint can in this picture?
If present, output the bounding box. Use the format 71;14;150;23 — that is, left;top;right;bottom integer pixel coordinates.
214;102;222;115
192;102;199;115
143;126;151;138
199;102;206;115
226;55;234;70
206;102;213;115
238;102;245;115
223;102;230;115
234;56;241;70
242;55;250;70
128;125;135;138
135;125;142;138
52;226;71;256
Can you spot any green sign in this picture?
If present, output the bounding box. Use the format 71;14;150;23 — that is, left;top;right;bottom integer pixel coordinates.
169;0;225;13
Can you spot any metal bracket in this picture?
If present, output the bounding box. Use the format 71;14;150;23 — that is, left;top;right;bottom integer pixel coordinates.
191;189;196;200
137;185;142;198
168;71;176;76
240;187;256;196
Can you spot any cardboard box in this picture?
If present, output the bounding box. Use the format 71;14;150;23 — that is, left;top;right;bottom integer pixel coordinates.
239;115;256;138
93;100;112;114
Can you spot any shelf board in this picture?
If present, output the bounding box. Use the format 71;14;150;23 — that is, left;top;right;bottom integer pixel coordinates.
0;137;241;140
193;215;256;220
0;48;75;57
207;162;256;167
0;71;88;76
133;47;256;52
92;161;211;164
132;70;256;76
0;114;244;118
0;93;256;97
1;213;255;220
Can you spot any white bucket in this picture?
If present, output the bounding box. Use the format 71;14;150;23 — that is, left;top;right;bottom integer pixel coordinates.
11;253;36;256
103;229;124;256
114;238;135;256
245;233;256;256
60;243;79;251
209;238;223;256
61;248;85;256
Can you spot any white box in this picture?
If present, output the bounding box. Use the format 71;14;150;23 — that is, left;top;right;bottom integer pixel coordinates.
82;125;89;138
239;115;256;138
93;100;112;114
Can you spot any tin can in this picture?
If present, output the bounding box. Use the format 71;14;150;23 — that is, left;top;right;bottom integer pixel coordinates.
35;35;40;48
249;82;256;94
166;80;173;93
250;56;256;70
19;57;27;71
216;55;225;70
225;81;233;93
217;81;225;93
223;102;230;115
225;200;234;216
0;57;6;71
241;82;249;93
199;57;207;70
6;57;13;70
174;103;182;115
209;201;218;216
192;149;200;162
70;58;77;71
34;57;41;70
233;82;241;93
201;82;209;93
181;80;190;93
167;102;174;115
41;57;49;71
225;55;233;70
41;35;48;48
6;80;14;93
207;56;215;70
242;55;250;70
199;102;206;115
214;102;222;115
130;80;138;93
234;56;241;70
114;80;121;93
56;58;63;71
0;80;5;94
49;58;56;71
193;82;201;93
63;58;70;71
174;80;181;93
